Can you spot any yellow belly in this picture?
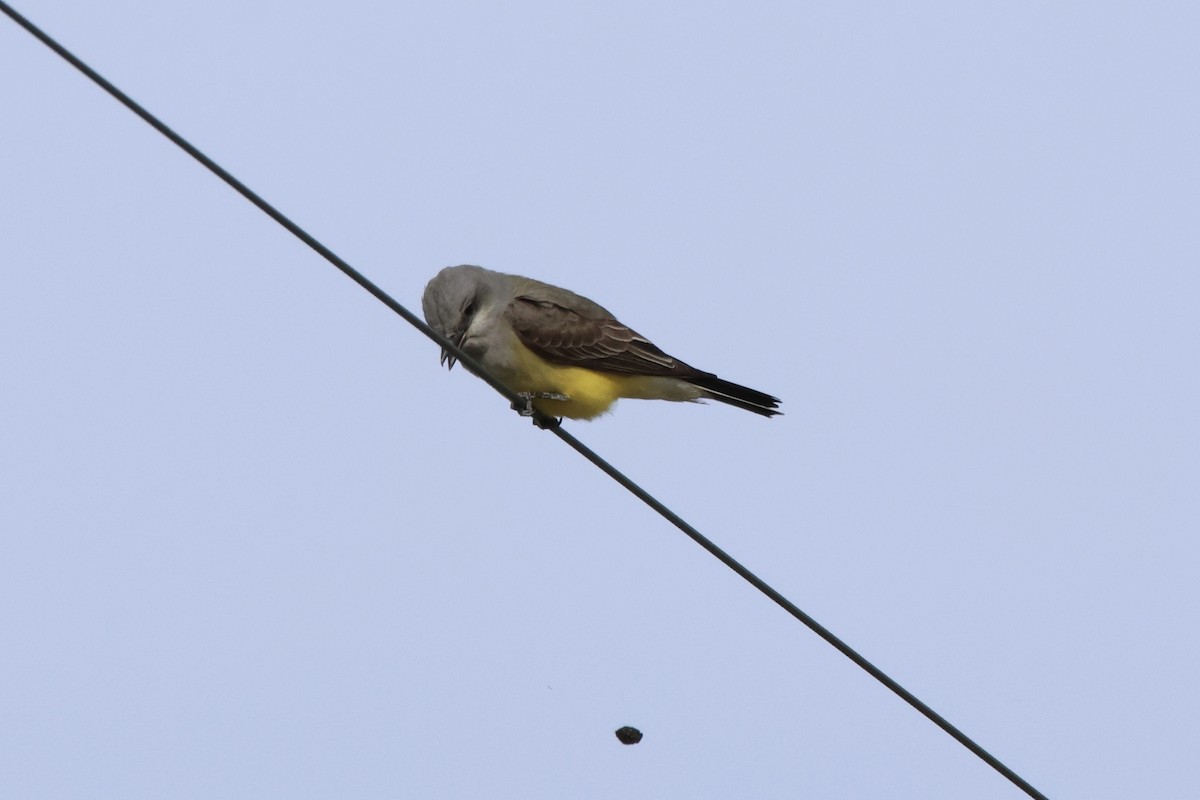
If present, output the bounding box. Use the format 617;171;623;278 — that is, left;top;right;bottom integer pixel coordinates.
527;363;624;420
504;345;680;420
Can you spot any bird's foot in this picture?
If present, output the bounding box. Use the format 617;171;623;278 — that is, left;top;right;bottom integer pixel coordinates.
511;392;537;417
512;392;568;429
532;413;562;430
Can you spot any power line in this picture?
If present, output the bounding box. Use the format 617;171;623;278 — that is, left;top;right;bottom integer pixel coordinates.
0;5;1049;798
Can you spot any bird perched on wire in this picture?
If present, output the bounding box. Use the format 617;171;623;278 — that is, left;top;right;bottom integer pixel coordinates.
421;265;780;421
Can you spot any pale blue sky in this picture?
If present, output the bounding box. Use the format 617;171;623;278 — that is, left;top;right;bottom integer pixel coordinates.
2;2;1198;798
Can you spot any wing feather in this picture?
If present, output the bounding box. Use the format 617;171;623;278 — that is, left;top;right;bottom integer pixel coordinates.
506;296;694;377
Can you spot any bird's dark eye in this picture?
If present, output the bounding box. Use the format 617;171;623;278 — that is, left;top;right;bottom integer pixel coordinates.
461;299;477;318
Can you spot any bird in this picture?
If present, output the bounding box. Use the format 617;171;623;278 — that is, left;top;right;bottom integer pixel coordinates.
421;265;781;421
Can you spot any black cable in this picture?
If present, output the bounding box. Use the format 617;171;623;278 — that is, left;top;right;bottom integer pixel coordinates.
0;5;1049;798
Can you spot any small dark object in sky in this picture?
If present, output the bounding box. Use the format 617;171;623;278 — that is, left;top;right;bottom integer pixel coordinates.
614;726;643;745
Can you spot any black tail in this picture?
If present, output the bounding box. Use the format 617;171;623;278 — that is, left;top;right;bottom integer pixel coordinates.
688;374;782;417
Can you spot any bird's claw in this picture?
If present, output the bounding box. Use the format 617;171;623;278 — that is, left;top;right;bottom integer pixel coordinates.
511;392;567;429
532;413;562;430
511;392;537;417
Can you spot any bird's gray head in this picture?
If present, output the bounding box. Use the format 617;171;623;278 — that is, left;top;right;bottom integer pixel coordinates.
422;265;499;369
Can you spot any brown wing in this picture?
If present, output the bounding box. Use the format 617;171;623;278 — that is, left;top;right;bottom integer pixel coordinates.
506;295;701;377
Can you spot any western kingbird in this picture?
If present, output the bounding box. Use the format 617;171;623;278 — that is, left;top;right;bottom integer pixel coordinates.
421;265;781;420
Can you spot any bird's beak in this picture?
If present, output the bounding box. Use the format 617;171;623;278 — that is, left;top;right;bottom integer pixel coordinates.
440;327;468;370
